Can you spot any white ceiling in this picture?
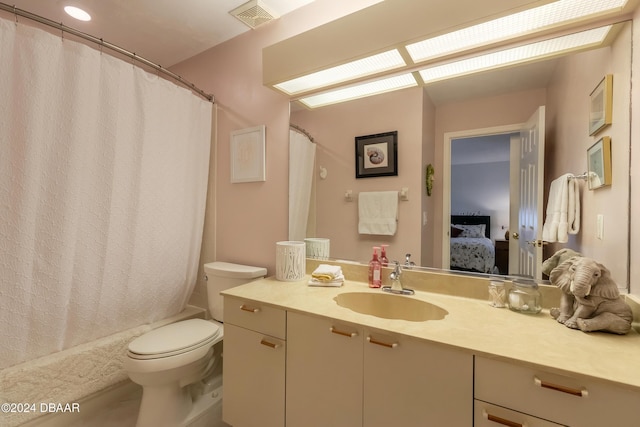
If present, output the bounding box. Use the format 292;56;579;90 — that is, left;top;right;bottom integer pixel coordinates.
6;0;320;67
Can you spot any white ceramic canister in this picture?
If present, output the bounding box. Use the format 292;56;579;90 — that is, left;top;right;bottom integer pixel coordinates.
276;241;306;281
304;238;330;259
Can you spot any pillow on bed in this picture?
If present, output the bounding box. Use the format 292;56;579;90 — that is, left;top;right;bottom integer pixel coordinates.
451;226;464;237
453;224;486;238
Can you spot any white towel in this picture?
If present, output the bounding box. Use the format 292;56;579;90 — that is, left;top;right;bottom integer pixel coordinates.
308;276;344;287
311;264;343;282
309;264;344;286
542;174;580;243
358;191;399;235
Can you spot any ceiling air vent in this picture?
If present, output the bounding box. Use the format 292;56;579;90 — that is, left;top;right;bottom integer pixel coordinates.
230;0;279;29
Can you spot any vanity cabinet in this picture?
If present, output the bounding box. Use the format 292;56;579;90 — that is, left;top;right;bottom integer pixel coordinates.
286;312;363;427
286;311;473;427
475;356;640;427
363;329;472;427
222;297;287;427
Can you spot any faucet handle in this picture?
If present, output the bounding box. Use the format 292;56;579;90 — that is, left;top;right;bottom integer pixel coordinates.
404;253;415;269
390;261;402;279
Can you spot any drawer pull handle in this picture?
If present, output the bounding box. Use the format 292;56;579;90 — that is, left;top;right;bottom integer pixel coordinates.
260;339;280;349
240;304;260;313
329;327;358;338
483;410;525;427
366;336;398;348
534;376;588;397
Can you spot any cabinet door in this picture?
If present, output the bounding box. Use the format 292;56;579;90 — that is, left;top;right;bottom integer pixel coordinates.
363;329;473;427
223;323;285;427
286;312;363;427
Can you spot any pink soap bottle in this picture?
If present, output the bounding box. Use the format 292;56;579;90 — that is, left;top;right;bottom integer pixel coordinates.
368;246;382;288
380;244;389;267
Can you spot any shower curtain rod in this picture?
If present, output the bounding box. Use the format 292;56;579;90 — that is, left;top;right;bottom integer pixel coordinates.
290;124;315;143
0;2;214;102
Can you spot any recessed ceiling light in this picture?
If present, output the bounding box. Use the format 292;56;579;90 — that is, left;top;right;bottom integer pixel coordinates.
298;73;417;108
418;26;611;84
275;49;406;96
64;6;91;22
406;0;626;63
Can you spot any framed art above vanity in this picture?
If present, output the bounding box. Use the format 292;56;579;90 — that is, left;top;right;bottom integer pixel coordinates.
589;74;613;136
587;136;612;190
355;130;398;178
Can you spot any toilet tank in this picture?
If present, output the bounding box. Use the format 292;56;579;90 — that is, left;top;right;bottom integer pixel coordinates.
204;262;267;322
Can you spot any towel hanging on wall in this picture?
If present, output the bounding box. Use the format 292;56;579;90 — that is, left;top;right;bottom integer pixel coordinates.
358;191;398;235
542;174;581;243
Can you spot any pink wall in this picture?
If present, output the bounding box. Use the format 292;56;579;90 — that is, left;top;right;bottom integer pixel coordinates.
545;23;632;287
168;0;380;308
631;9;640;296
291;87;425;265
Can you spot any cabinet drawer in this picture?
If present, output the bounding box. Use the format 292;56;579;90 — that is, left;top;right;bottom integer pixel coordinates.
475;356;640;426
223;296;286;339
475;400;565;427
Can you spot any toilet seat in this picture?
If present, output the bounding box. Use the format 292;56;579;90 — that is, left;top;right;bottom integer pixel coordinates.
128;318;222;360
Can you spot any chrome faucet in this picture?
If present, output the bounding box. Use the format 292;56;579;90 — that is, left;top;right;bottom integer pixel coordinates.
404;253;415;269
382;261;415;295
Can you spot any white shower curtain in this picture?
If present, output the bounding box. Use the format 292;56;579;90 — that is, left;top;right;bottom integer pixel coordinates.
0;17;212;369
288;129;316;241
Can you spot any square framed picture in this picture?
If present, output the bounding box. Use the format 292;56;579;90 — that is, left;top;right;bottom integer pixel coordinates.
355;131;398;178
230;125;266;183
589;74;613;136
587;136;612;190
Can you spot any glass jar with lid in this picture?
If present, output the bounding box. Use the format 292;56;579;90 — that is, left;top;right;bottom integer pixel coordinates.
488;277;506;308
508;279;542;314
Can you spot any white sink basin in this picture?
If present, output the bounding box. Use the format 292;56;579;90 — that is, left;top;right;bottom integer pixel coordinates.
334;292;448;322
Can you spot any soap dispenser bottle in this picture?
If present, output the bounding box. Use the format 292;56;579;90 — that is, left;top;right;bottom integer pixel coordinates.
380;244;389;267
368;246;382;288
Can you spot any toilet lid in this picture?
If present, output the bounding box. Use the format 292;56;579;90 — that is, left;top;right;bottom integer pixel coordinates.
128;318;221;358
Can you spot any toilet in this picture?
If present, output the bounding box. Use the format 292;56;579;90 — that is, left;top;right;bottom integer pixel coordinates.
125;261;267;427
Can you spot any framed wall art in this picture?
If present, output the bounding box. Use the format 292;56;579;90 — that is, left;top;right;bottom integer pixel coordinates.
230;125;266;183
589;74;613;136
355;131;398;178
587;136;612;190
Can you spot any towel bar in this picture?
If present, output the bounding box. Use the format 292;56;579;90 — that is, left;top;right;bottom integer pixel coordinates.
569;172;589;180
345;187;409;202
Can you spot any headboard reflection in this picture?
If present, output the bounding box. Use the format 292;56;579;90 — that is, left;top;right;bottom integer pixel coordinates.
451;215;491;239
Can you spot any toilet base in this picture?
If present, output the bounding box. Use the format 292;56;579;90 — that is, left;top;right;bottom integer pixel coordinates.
135;382;224;427
186;384;226;427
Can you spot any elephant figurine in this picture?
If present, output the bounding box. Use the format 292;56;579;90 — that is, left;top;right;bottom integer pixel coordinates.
549;256;633;334
541;248;581;277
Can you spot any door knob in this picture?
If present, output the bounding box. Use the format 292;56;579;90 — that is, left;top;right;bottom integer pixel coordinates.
512;232;519;239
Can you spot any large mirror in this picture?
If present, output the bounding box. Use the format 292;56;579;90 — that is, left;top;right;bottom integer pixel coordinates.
289;21;632;290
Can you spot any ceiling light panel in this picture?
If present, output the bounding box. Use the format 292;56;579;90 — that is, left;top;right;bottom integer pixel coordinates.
418;25;610;84
406;0;627;63
299;73;417;108
275;49;406;95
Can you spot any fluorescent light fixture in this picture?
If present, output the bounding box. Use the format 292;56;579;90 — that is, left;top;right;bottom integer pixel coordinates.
406;0;627;63
275;49;406;95
298;73;417;108
64;6;91;21
418;25;611;84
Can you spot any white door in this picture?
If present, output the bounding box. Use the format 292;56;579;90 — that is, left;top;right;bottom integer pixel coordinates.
511;106;545;280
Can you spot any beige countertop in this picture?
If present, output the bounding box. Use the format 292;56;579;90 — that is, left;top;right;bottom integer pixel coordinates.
222;266;640;391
